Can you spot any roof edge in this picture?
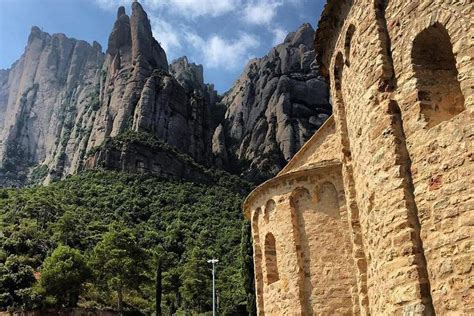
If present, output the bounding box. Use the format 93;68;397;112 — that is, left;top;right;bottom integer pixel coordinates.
243;160;342;218
278;114;335;176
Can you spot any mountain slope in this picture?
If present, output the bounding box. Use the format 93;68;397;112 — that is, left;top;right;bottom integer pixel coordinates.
0;4;330;186
213;24;331;182
0;27;104;186
0;4;218;186
0;170;249;314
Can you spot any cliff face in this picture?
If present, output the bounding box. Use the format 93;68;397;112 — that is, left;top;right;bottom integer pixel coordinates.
0;4;330;186
213;24;331;182
87;4;213;166
0;26;104;186
0;3;215;186
86;3;168;151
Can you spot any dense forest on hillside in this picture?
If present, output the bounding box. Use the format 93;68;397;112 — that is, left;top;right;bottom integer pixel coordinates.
0;171;255;315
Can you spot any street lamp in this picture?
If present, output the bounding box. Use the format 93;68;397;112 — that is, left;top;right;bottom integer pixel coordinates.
207;259;219;316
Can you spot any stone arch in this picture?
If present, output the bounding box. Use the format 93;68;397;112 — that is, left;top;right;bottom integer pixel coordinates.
264;199;276;223
374;0;396;91
317;181;340;217
344;24;356;66
411;22;465;128
292;187;312;209
252;208;265;315
264;232;279;285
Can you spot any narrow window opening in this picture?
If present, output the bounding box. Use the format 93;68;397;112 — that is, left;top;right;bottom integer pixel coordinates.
344;25;356;66
265;233;279;284
412;23;465;128
334;52;344;92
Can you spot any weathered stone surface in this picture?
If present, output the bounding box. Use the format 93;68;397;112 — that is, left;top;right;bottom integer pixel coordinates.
214;23;331;182
170;56;204;93
0;26;104;186
245;1;472;315
0;6;330;186
84;138;213;185
131;70;212;164
0;3;217;185
86;3;170;152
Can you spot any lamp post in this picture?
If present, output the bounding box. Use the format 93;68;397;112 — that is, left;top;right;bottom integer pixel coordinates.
207;259;219;316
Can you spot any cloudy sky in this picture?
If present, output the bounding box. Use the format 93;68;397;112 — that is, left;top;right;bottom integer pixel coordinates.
0;0;325;92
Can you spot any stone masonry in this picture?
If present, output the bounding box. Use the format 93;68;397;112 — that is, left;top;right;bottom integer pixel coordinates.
243;0;472;315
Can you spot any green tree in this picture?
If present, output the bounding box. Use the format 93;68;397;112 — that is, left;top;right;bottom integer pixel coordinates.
39;245;91;307
52;209;87;249
92;224;148;314
241;220;256;316
141;229;165;316
0;170;249;313
0;255;37;310
180;246;212;313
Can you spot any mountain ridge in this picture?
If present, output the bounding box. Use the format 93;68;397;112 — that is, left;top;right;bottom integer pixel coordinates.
0;3;330;187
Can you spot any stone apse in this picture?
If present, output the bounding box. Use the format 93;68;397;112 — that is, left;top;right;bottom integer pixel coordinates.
243;0;472;315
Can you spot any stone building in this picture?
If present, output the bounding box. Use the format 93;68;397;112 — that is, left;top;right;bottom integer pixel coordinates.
243;0;472;314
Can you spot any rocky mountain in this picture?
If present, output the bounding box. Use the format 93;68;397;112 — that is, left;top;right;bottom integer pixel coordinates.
0;3;216;186
86;3;215;168
213;23;331;182
0;26;104;186
0;3;330;186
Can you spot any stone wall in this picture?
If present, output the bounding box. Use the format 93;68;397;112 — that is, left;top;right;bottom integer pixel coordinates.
244;0;472;314
246;165;358;315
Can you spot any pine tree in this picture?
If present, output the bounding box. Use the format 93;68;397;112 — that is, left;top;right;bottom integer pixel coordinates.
241;220;256;316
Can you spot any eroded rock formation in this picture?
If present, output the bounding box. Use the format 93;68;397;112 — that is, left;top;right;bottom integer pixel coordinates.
0;3;216;185
0;4;330;186
0;26;104;186
213;24;331;182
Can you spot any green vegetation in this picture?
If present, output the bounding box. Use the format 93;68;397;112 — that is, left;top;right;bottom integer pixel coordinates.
29;165;49;186
39;245;91;307
240;221;256;316
0;170;254;315
88;130;252;194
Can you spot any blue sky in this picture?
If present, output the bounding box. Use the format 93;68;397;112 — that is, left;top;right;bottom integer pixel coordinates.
0;0;325;93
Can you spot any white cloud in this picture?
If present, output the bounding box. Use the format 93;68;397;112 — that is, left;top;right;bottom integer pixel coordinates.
144;0;239;18
93;0;130;11
271;27;287;45
151;18;182;54
242;0;302;26
93;0;238;17
243;0;281;25
186;32;259;70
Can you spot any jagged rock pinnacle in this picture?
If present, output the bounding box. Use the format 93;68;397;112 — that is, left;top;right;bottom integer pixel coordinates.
117;6;126;18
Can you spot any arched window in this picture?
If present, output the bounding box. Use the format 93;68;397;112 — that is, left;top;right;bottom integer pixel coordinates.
264;199;276;222
412;23;465;128
265;233;279;284
334;52;344;91
344;25;356;66
136;160;146;173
